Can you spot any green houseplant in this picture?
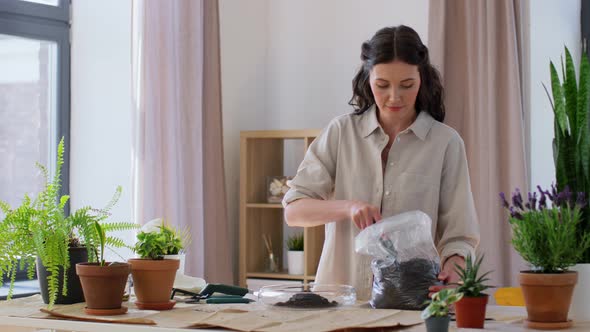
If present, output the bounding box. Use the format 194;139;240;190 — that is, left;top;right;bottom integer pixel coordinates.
76;221;133;315
0;138;135;308
128;222;184;310
287;232;304;275
544;47;590;262
500;185;590;329
421;288;463;332
545;46;590;322
453;255;493;328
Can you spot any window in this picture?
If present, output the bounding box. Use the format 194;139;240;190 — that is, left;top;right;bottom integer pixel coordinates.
0;0;70;295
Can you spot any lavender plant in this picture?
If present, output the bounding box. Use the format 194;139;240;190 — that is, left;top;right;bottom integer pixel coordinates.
500;185;590;273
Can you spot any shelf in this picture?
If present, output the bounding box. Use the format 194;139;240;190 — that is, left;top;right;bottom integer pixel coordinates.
247;271;306;280
239;130;323;288
246;203;283;209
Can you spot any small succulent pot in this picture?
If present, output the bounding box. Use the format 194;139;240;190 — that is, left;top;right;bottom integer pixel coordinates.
455;294;489;328
425;315;450;332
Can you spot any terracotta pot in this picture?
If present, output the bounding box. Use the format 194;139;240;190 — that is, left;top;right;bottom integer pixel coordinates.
519;271;577;329
76;262;130;313
454;294;488;328
129;258;179;310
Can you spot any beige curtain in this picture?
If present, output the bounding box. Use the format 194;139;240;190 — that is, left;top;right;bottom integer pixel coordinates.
429;0;529;287
131;0;233;283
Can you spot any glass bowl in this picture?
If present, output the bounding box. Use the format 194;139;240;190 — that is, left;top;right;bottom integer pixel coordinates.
257;283;356;309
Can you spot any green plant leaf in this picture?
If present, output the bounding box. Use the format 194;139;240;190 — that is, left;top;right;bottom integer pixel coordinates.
564;46;578;137
550;61;568;136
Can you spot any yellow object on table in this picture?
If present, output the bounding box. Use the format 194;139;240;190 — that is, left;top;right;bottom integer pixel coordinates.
494;287;525;306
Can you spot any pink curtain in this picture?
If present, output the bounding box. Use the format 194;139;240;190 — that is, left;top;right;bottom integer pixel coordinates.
132;0;233;283
429;0;529;286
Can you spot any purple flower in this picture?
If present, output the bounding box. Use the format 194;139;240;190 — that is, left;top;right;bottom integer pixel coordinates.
509;207;523;220
537;186;547;210
499;192;509;209
512;189;524;210
500;184;587;218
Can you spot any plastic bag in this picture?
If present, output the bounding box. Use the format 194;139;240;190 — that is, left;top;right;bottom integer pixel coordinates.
355;210;441;310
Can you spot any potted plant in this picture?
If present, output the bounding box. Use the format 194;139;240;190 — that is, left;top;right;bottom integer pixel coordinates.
544;46;590;320
0;138;130;308
76;221;135;315
286;232;304;275
500;185;590;329
453;255;493;328
139;218;190;275
128;222;184;310
421;288;463;332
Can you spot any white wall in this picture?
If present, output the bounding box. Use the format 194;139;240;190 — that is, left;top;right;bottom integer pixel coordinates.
70;0;134;260
529;0;581;191
219;0;270;280
266;0;429;129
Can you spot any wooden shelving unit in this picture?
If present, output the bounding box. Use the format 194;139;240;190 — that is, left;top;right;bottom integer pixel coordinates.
239;130;323;287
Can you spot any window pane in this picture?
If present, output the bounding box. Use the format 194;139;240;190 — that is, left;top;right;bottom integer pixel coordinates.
18;0;60;6
0;34;57;210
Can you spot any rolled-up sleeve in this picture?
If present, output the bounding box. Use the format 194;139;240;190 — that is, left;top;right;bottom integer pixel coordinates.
282;119;341;207
436;134;480;265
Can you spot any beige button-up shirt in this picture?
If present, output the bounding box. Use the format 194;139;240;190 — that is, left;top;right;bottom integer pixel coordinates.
282;106;480;300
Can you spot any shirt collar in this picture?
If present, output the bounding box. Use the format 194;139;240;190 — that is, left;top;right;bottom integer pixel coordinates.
361;106;435;141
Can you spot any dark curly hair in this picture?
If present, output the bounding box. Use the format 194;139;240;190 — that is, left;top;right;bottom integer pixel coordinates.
349;25;445;122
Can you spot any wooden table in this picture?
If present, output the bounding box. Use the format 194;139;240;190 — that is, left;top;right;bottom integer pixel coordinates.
1;304;589;332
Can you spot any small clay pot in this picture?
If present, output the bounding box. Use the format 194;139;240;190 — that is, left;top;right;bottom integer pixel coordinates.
76;262;130;315
128;258;179;310
455;294;488;328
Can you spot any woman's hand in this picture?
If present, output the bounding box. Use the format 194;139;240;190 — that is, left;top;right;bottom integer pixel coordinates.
428;255;465;298
348;200;382;230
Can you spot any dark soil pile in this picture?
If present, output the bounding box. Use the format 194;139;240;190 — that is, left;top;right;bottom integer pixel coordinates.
370;257;441;310
275;292;338;308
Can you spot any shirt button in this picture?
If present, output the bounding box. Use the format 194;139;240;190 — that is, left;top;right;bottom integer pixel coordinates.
385;191;391;196
396;137;401;143
389;162;394;166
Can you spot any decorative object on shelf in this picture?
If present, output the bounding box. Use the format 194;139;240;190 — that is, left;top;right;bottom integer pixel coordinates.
128;220;185;310
287;233;304;275
544;46;590;321
421;288;463;332
239;130;322;287
500;185;590;329
263;234;279;273
453;255;493;328
266;176;292;203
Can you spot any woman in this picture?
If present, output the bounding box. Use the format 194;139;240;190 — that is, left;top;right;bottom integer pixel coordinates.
282;25;480;301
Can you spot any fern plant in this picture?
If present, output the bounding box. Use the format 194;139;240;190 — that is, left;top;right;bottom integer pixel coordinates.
544;46;590;262
453;255;493;297
0;138;137;307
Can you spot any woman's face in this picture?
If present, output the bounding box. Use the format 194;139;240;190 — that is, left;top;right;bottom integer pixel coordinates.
369;60;421;120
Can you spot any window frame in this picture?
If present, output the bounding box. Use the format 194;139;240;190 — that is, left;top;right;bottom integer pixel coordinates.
0;0;70;288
